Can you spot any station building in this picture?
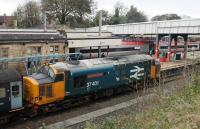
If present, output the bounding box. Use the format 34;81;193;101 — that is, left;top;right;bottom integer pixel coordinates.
0;29;67;70
0;29;151;74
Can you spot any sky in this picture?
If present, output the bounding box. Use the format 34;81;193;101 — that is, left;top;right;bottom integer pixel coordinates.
0;0;199;19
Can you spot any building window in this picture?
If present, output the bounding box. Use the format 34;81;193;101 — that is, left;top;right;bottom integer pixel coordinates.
0;88;6;99
1;48;9;57
0;48;9;69
28;46;41;56
50;46;59;54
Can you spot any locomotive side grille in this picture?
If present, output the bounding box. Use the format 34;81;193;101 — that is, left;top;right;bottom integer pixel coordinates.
39;84;53;98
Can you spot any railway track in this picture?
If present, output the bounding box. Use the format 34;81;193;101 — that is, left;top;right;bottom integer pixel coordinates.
4;62;200;129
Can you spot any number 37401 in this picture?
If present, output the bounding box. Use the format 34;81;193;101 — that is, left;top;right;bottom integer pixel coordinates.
87;81;100;88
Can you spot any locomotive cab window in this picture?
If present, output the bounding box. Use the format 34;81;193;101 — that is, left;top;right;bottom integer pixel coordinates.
0;88;6;99
40;66;55;79
74;76;87;88
12;85;19;97
55;74;64;82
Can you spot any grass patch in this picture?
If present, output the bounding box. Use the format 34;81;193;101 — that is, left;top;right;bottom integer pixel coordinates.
84;74;200;129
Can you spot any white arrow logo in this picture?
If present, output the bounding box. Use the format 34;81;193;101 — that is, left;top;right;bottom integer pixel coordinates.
130;66;144;80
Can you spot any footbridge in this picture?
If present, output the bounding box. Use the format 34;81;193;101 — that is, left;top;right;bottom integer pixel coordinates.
77;18;200;61
82;19;200;35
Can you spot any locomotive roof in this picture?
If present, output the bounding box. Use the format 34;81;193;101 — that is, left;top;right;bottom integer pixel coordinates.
0;69;21;85
53;54;152;73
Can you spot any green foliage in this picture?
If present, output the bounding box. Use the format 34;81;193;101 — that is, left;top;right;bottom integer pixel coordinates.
93;10;112;26
12;1;184;28
14;1;42;28
126;6;148;23
110;4;147;25
84;73;200;129
110;2;128;25
41;0;94;27
151;14;181;21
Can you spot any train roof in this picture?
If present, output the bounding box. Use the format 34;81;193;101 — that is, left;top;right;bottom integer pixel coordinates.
52;54;152;73
0;69;21;85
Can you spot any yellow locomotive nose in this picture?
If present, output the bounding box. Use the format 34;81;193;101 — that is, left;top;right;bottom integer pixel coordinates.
23;65;65;107
23;76;40;105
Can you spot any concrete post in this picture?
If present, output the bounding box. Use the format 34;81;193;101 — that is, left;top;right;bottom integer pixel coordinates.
155;34;159;59
107;46;109;56
98;46;101;58
174;36;178;60
90;46;92;59
99;10;102;36
183;35;188;60
167;34;172;62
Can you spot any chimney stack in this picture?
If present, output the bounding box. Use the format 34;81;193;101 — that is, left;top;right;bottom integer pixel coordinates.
13;20;17;29
3;14;8;28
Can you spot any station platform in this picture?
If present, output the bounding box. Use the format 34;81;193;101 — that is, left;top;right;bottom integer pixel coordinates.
160;60;196;71
153;51;200;71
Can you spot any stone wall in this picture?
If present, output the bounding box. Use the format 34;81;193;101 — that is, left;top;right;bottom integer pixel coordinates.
0;41;68;75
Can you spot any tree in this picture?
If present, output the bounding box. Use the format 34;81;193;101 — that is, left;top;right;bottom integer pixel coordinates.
110;2;127;24
14;1;42;28
93;10;112;26
151;14;181;21
114;2;127;16
41;0;94;26
126;5;148;23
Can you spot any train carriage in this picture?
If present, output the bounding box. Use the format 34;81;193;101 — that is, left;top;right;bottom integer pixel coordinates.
0;69;23;123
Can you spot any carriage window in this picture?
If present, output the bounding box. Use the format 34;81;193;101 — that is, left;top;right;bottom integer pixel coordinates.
0;88;6;99
39;86;45;97
74;76;87;88
12;85;19;96
46;85;53;98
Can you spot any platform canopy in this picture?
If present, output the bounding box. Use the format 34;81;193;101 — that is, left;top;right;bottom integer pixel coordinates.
77;19;200;35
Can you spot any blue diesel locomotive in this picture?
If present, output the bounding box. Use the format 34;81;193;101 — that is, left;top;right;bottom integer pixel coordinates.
0;54;160;123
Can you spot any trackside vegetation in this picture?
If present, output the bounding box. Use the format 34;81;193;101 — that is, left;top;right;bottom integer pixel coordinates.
85;68;200;129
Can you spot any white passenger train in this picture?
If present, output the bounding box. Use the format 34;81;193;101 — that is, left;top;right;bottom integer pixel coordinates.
159;42;200;52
